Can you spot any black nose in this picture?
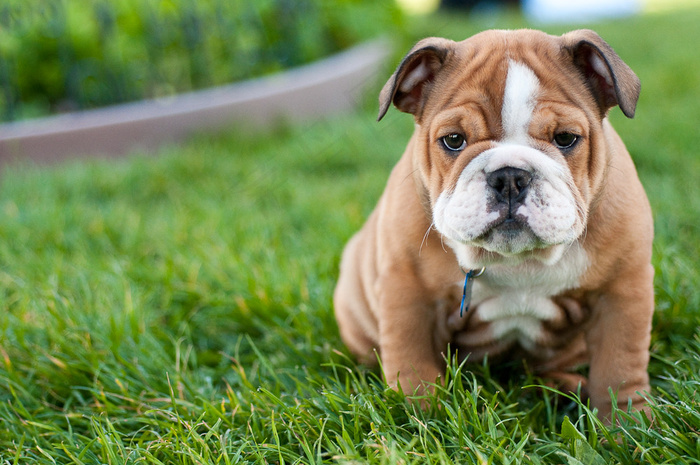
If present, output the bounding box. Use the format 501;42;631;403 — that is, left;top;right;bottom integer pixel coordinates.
486;167;532;205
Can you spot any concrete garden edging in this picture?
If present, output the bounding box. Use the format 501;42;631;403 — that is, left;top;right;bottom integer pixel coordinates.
0;38;391;165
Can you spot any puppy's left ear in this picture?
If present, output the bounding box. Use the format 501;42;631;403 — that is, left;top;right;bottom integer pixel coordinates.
563;29;641;118
378;37;455;121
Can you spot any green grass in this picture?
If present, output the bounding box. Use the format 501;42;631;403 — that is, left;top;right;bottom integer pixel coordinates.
1;7;700;464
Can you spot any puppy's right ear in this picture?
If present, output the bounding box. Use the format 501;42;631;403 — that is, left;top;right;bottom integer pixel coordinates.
562;29;640;118
378;38;454;121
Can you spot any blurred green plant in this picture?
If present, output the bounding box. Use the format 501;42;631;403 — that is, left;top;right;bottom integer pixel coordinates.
0;0;403;122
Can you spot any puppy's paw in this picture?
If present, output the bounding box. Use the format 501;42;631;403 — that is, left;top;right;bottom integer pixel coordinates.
387;365;442;398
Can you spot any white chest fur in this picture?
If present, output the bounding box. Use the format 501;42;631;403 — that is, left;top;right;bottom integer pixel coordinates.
466;243;589;350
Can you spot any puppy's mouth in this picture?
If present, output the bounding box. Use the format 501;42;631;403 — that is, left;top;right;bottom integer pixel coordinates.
491;211;527;233
474;214;546;256
441;186;566;260
466;175;544;252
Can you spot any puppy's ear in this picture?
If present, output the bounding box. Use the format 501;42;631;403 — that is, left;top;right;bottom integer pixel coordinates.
562;29;641;118
378;38;454;121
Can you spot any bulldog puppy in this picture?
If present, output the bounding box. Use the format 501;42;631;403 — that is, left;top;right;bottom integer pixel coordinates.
333;29;654;419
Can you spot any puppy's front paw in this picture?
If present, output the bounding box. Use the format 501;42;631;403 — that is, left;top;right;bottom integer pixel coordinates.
592;389;651;425
387;364;442;398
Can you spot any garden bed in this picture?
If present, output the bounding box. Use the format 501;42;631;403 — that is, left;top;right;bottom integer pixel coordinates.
0;38;391;165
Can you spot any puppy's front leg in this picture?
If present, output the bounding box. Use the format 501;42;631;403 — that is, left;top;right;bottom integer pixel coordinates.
377;270;444;394
586;264;654;420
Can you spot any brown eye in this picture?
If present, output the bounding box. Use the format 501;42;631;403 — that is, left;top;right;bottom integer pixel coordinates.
441;133;466;152
553;132;579;150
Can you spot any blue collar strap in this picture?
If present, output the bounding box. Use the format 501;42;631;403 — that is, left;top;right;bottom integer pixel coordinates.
459;267;485;317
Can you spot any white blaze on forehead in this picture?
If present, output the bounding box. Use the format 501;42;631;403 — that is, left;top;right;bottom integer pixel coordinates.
501;60;540;144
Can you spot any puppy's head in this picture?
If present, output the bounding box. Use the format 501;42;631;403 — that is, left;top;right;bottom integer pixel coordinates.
379;29;640;268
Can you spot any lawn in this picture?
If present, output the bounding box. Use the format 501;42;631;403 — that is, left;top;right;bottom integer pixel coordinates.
1;6;700;464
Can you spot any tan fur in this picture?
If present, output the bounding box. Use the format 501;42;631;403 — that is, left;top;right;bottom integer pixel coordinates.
334;29;653;421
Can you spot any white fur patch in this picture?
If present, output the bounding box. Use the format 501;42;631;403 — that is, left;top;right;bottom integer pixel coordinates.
501;60;540;144
476;242;589;297
490;316;548;351
433;167;497;245
448;243;590;350
475;242;588;349
433;144;584;268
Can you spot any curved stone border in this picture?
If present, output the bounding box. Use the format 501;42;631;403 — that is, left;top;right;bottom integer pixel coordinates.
0;38;391;165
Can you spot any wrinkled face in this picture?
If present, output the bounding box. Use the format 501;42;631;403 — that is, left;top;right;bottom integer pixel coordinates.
420;36;602;269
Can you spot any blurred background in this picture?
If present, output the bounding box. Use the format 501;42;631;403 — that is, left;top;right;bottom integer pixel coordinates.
0;0;400;123
0;0;691;124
